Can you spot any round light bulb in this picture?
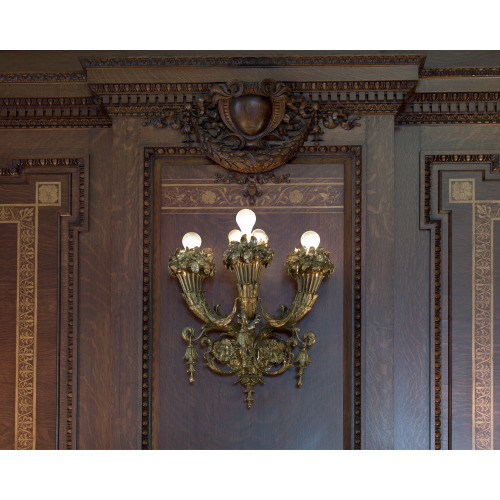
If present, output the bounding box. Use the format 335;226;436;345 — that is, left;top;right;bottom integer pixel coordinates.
182;232;202;250
228;229;243;243
251;229;268;244
301;231;320;250
236;209;256;238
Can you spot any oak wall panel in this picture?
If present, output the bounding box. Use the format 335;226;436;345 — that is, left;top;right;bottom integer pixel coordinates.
0;157;87;449
394;125;430;449
364;115;395;449
1;52;500;450
147;150;362;449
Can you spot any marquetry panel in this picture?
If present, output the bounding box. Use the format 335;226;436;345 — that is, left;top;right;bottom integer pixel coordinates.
0;158;87;449
421;153;500;449
146;146;362;450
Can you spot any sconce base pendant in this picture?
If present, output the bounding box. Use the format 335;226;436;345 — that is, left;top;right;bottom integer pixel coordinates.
169;236;334;409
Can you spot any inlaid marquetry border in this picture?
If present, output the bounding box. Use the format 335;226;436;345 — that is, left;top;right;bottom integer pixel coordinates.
143;145;363;450
421;153;500;450
0;205;38;449
472;201;500;449
1;157;88;449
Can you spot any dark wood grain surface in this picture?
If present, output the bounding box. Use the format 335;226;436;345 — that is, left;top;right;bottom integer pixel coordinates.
0;223;17;449
364;115;395;449
1;53;500;449
0;162;83;449
394;126;430;449
155;158;349;449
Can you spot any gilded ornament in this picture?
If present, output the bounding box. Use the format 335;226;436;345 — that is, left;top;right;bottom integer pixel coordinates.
169;218;334;408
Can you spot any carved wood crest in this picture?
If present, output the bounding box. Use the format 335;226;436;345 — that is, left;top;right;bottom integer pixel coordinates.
144;79;360;173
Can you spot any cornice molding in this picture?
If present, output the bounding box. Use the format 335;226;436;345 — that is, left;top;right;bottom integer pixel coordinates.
91;80;418;116
90;80;417;94
80;55;426;68
396;91;500;125
421;67;500;78
0;72;87;82
0;96;111;128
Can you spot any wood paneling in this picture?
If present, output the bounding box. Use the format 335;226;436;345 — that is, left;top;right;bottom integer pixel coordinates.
364;115;395;449
0;158;87;449
0;223;18;448
394;125;430;449
422;155;500;449
1;52;500;450
152;155;357;449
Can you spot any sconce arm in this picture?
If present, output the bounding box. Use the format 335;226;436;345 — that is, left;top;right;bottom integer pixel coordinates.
259;245;334;327
259;291;319;328
182;293;238;328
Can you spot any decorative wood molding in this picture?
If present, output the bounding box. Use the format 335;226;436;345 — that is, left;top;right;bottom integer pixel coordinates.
90;80;417;117
0;72;87;82
81;55;426;68
144;144;363;449
397;92;500;125
143;79;361;174
421;153;500;450
0;205;38;448
421;67;500;78
0;97;111;128
2;157;88;449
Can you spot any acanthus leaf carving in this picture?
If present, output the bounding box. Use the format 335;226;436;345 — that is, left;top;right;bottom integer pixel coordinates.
143;79;361;173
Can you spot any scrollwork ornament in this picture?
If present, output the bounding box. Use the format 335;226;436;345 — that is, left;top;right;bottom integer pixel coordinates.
170;230;334;408
144;79;361;173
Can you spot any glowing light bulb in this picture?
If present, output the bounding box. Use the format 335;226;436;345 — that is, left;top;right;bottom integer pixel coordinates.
228;229;243;243
182;232;202;250
236;209;256;239
301;231;320;250
251;229;268;244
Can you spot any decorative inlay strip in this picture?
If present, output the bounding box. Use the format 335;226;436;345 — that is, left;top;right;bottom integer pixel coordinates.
161;181;344;211
472;202;499;449
423;153;500;450
0;205;38;449
1;157;87;449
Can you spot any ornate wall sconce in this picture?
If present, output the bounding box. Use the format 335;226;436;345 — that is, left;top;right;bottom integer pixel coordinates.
168;209;334;408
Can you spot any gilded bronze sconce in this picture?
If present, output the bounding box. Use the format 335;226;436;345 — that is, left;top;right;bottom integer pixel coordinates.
168;209;334;408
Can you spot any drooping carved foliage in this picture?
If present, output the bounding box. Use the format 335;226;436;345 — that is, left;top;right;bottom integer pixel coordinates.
144;79;360;173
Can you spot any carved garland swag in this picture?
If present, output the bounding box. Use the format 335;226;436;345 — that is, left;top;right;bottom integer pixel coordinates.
144;79;360;174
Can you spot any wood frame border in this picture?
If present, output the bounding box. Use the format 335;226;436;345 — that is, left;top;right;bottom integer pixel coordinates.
143;145;363;449
0;157;88;449
421;152;500;450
